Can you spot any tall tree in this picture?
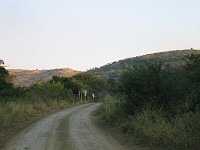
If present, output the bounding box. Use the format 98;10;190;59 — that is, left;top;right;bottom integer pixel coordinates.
0;59;13;98
0;59;4;66
0;59;9;81
73;72;106;94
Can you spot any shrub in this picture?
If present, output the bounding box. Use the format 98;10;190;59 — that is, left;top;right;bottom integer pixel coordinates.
101;55;200;149
131;107;200;149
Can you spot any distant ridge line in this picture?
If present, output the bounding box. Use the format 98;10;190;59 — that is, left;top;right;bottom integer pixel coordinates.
89;49;200;79
9;68;81;86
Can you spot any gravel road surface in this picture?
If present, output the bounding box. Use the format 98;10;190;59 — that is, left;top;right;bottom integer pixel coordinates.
3;103;127;150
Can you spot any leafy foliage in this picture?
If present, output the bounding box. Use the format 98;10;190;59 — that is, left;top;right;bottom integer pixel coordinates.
0;64;14;98
27;82;74;101
73;72;106;94
111;54;200;116
101;54;200;149
118;60;168;114
0;59;4;66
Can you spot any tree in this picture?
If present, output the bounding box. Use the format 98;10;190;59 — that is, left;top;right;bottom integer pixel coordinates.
0;66;9;81
0;60;13;98
118;60;173;115
50;76;85;95
73;72;106;95
0;59;4;66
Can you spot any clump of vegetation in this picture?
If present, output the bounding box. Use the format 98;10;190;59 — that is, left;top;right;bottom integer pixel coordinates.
129;106;200;149
101;54;200;149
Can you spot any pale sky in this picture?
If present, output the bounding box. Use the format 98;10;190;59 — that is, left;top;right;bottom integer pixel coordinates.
0;0;200;71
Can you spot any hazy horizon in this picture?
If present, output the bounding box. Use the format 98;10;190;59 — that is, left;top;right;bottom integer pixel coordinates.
1;0;200;71
5;49;200;71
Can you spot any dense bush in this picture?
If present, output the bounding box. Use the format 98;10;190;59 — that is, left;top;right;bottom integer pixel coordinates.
118;60;167;114
102;54;200;149
116;55;200;116
27;82;74;102
0;65;13;98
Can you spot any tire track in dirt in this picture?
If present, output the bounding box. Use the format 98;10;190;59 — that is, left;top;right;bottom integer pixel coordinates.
2;103;128;150
68;103;127;150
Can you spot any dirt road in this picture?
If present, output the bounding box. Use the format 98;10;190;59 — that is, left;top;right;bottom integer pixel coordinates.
3;103;128;150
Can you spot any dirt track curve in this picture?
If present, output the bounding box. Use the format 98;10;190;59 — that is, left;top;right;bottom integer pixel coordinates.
2;103;128;150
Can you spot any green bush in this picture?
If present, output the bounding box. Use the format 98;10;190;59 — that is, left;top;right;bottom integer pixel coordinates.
101;55;200;149
118;60;177;115
27;82;74;102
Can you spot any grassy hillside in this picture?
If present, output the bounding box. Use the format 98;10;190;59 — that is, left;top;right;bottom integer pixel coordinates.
7;49;200;86
90;49;200;79
9;68;80;86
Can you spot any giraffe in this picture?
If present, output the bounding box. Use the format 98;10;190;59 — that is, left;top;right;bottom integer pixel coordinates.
92;93;95;99
77;89;87;101
51;76;88;102
71;78;87;102
81;89;87;102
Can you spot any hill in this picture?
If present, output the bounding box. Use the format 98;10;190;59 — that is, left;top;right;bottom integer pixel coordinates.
9;68;80;86
7;49;200;85
89;49;200;79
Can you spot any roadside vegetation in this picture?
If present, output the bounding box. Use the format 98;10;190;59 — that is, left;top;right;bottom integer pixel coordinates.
101;54;200;149
0;59;106;146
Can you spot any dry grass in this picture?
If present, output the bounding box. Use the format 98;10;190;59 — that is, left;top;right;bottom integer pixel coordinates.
130;109;200;149
8;68;80;86
0;100;70;131
0;99;78;149
101;95;200;149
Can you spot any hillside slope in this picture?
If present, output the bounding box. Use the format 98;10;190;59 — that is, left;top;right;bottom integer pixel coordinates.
9;68;80;86
89;49;200;79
